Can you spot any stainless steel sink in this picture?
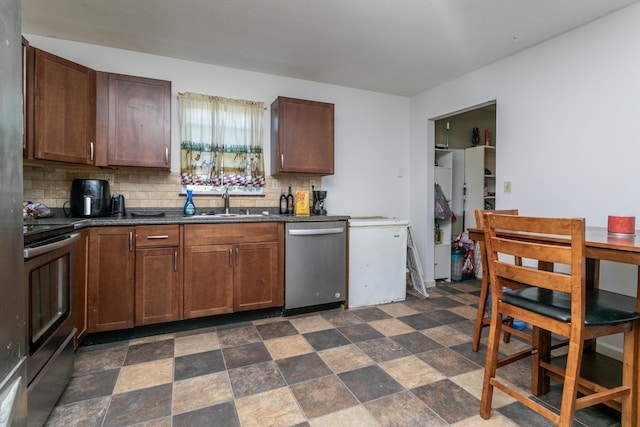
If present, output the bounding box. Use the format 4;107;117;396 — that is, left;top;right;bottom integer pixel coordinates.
182;213;271;219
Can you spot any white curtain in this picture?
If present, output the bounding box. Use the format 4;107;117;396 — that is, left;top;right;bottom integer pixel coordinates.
178;92;265;194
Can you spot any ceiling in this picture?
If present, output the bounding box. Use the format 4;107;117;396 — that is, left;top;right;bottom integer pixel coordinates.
22;0;639;97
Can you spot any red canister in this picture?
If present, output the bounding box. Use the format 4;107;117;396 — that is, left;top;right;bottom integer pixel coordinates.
607;215;636;235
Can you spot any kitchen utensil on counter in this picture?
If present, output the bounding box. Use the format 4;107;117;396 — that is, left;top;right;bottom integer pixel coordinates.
70;179;112;217
111;194;126;217
312;190;327;215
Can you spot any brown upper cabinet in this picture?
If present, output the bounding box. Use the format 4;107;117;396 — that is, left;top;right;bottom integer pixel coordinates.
24;45;172;169
270;96;334;176
25;47;97;164
96;73;172;169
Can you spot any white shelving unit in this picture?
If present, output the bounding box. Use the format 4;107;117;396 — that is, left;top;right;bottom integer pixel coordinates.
464;145;496;231
434;149;453;280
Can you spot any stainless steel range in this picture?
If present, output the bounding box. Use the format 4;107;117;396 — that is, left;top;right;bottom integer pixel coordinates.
23;223;79;427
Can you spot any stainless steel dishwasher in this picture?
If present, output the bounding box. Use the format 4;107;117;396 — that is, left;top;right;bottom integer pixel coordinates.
284;221;347;312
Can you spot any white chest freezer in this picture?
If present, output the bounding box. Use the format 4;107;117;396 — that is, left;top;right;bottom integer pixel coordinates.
348;217;409;308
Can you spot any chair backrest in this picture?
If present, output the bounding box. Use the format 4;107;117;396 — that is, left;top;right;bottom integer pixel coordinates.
474;209;519;229
474;209;520;275
483;214;585;330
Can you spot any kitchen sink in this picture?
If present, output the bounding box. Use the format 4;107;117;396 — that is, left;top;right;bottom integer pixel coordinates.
182;213;272;219
217;213;268;218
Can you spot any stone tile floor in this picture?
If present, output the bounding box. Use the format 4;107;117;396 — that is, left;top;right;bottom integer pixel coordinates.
44;280;622;426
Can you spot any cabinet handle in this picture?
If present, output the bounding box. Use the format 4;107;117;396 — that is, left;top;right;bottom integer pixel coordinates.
229;249;233;266
165;147;169;165
129;231;133;252
174;250;178;271
90;142;94;161
281;154;284;169
236;247;239;266
146;235;169;239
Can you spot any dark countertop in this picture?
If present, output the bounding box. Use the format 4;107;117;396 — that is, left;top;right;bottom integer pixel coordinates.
24;208;349;229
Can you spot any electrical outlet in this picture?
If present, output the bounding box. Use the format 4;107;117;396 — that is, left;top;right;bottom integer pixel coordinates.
271;178;279;189
504;181;512;194
310;179;316;189
105;173;114;186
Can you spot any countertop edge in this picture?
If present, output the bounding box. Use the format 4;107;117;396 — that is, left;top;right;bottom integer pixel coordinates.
25;214;350;229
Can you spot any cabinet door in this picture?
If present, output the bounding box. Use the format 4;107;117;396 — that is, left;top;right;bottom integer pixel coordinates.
103;73;171;168
183;245;234;318
271;97;334;176
234;242;283;312
88;227;134;332
135;247;181;325
32;48;96;164
73;229;89;347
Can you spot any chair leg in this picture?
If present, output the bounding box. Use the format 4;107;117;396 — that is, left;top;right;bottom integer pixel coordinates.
480;307;503;419
557;336;583;427
473;274;490;352
503;317;513;343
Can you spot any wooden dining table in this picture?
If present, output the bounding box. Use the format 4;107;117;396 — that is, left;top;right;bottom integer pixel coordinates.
467;225;640;422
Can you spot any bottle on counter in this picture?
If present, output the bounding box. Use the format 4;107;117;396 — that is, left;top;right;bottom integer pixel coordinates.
286;186;294;215
279;187;288;215
183;189;196;216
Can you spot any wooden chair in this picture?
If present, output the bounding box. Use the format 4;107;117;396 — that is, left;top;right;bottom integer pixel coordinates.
480;214;639;426
472;209;531;352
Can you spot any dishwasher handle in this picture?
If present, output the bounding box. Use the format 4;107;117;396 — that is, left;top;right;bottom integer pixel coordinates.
288;227;344;236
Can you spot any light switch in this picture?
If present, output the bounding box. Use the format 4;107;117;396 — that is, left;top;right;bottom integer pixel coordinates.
504;181;512;194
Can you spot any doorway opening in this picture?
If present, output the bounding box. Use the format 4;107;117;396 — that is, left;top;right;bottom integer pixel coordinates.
432;101;496;281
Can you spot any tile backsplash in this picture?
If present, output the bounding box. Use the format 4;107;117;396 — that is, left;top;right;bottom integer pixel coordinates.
23;164;319;211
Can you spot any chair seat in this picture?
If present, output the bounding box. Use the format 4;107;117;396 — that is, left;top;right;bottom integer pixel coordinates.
502;288;640;326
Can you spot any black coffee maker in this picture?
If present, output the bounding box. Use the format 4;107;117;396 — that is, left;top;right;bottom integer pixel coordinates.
312;191;327;215
111;194;126;217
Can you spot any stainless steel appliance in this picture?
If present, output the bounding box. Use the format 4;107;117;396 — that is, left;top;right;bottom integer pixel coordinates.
23;225;78;427
70;179;112;217
284;221;347;312
1;1;28;425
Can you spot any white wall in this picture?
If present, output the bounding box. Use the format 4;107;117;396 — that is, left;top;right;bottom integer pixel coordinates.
411;2;640;286
410;3;640;356
25;35;410;219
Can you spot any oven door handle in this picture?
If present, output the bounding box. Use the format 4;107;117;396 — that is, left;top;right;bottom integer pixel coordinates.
24;233;80;259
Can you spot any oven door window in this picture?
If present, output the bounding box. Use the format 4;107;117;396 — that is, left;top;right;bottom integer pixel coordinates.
29;253;71;355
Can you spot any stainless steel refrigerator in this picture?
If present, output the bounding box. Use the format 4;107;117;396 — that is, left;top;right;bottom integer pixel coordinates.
0;0;28;425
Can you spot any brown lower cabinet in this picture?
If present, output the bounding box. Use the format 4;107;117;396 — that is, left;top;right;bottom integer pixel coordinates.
183;222;284;318
84;223;284;336
88;226;135;333
183;244;234;317
135;225;181;325
74;228;90;347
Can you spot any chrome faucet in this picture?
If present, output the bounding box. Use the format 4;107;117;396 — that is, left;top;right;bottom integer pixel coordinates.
222;185;230;214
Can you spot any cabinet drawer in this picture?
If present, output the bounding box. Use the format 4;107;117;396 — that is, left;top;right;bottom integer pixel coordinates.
184;223;279;246
136;225;180;248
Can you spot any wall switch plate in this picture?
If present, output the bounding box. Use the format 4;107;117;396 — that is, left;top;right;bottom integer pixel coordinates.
105;173;114;186
271;178;279;189
504;181;512;194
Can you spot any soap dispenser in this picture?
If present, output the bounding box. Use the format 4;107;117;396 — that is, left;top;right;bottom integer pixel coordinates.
183;189;196;216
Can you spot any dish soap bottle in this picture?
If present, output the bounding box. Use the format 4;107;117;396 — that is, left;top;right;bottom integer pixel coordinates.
279;187;288;215
286;186;294;215
183;189;196;216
